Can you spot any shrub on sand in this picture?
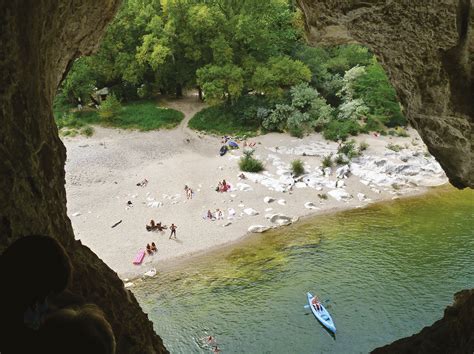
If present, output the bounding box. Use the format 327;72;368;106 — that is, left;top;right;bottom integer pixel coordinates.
321;154;333;168
239;150;264;172
291;159;305;177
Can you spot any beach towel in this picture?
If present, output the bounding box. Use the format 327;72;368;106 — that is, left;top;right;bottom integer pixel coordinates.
133;250;146;265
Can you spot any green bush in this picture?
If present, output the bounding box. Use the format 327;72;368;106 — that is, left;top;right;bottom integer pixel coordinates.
291;159;305;177
394;126;409;137
321;154;333;168
98;94;122;121
239;150;264;172
323;119;361;141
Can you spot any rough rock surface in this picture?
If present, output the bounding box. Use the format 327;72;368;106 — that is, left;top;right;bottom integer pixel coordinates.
0;1;167;353
297;0;473;188
371;289;474;353
296;1;473;351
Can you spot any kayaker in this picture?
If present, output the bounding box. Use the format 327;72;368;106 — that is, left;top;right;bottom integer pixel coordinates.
312;296;322;311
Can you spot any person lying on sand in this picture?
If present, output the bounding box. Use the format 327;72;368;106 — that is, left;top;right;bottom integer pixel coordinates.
151;242;157;252
238;173;246;180
146;219;156;231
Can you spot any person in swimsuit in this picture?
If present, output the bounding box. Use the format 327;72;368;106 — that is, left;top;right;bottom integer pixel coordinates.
169;224;177;239
311;296;322;311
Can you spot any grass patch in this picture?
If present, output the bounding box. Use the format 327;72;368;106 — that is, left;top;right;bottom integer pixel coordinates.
189;105;260;137
239;150;264;172
54;100;184;132
386;143;403;152
321;154;333;168
291;159;305;177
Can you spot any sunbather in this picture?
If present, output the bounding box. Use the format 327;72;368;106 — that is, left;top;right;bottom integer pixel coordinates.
151;242;157;252
136;178;148;187
146;244;153;255
146;219;156;231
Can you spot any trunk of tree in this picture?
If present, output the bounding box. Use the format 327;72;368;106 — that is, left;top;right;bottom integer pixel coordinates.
175;83;183;98
197;86;203;101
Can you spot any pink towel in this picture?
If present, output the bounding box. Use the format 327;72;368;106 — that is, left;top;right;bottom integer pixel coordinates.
133;250;146;265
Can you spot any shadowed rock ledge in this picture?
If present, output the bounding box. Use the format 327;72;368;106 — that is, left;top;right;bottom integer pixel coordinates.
297;0;473;189
0;1;166;353
372;289;474;353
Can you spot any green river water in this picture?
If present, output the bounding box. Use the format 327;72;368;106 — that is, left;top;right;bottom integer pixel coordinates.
133;186;474;353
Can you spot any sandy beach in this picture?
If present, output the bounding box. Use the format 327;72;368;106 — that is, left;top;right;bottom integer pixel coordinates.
63;96;447;280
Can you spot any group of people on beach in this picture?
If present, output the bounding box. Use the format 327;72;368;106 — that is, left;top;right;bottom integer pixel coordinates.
206;208;223;220
146;242;157;255
216;179;230;193
146;219;167;232
146;220;177;239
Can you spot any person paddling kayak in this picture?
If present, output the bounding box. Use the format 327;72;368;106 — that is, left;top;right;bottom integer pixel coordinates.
311;296;322;311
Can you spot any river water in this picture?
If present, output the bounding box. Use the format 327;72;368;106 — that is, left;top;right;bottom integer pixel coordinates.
133;186;474;353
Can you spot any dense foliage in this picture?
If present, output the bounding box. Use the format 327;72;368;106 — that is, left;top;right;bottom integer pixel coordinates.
57;0;406;140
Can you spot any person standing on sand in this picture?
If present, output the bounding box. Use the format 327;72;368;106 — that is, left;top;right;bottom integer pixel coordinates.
169;223;177;239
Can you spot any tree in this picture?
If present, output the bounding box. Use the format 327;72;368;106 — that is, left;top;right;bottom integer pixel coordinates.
196;64;244;104
61;57;96;104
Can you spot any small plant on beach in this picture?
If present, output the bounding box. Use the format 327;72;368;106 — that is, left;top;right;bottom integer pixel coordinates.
81;126;94;137
359;141;369;152
98;94;122;121
291;159;305;177
318;193;328;200
335;154;348;165
321;154;333;168
338;139;360;159
239;150;264;172
386;143;403;152
394;126;409;137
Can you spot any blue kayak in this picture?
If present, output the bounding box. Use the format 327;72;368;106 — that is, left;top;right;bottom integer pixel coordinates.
307;292;336;334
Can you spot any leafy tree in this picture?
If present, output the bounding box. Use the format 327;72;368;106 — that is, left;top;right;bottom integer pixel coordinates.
61;57;96;104
262;104;294;132
196;64;244;104
352;58;406;127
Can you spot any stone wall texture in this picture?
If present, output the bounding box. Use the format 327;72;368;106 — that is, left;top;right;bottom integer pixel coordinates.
0;1;167;353
297;0;473;189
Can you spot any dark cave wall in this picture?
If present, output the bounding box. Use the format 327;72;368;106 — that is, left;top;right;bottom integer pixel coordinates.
297;0;473;189
0;1;167;352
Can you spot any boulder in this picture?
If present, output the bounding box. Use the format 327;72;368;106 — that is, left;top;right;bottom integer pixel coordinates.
328;189;351;201
248;225;270;233
263;196;275;203
304;202;319;210
243;208;259;216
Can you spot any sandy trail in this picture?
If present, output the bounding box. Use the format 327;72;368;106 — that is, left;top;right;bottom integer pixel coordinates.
63;97;447;280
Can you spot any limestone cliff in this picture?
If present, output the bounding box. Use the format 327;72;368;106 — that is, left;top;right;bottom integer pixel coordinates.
372;290;474;353
297;0;473;189
0;1;167;352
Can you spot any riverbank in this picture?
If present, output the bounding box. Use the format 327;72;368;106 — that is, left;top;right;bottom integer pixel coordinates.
63;97;447;280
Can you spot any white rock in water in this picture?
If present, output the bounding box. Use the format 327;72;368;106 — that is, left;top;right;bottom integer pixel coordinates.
357;193;367;201
336;165;350;179
324;167;332;176
264;196;275;203
336;180;345;188
328;189;351;201
143;268;156;277
304;202;319;210
243;208;259;216
295;182;307;189
277;199;286;206
124;282;134;288
248;225;270;233
72;212;81;217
